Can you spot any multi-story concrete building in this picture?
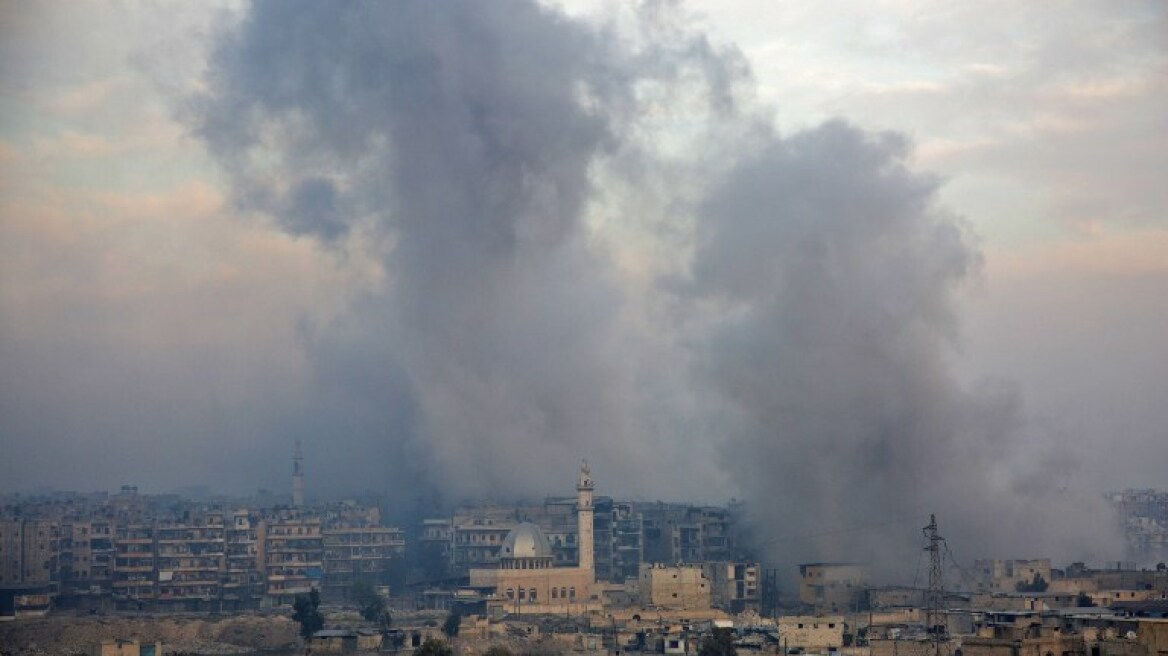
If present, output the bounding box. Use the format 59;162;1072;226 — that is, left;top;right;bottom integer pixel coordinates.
777;615;846;651
321;524;405;600
61;518;115;596
798;562;870;613
155;512;226;609
637;563;711;610
431;495;743;585
112;522;156;606
606;501;644;584
639;503;736;566
223;510;263;608
450;510;515;572
258;513;323;605
703;561;760;613
0;518;60;616
1108;489;1168;566
974;559;1053;593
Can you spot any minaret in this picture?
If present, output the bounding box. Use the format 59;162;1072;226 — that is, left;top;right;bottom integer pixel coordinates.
576;460;594;577
292;440;304;508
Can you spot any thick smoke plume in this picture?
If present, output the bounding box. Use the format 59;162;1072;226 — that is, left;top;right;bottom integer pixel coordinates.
688;122;1118;574
190;0;1120;568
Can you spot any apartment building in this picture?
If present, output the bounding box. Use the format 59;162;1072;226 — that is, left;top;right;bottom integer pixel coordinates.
637;563;711;610
703;561;760;613
61;518;114;596
112;522;156;606
258;514;323;605
638;503;735;566
223;510;263;608
321;525;405;600
155;513;226;609
798;562;870;613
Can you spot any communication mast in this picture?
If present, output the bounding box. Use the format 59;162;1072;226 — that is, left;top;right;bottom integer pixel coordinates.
923;514;947;656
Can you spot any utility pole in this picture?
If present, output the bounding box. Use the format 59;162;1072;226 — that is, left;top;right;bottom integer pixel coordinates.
923;514;946;656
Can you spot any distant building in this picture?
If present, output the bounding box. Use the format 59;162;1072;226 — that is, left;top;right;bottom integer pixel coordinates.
777;615;846;651
223;510;263;608
798;562;870;613
973;559;1052;593
1108;489;1168;566
638;563;711;610
321;524;405;600
155;512;226;610
703;561;760;613
258;513;323;605
112;522;155;607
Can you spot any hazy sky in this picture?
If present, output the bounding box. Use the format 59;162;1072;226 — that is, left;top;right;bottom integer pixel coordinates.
1;1;1164;566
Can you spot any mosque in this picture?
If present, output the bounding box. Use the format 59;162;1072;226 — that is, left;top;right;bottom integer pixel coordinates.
468;462;599;612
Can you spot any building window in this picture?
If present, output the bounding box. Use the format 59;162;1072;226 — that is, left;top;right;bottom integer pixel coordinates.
506;588;514;599
552;588;559;599
530;589;537;602
569;587;576;600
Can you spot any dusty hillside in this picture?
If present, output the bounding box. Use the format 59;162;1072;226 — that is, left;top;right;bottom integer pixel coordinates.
0;613;299;655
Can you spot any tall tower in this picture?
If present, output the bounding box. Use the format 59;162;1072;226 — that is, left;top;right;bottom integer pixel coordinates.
923;513;947;656
577;460;594;577
293;440;304;508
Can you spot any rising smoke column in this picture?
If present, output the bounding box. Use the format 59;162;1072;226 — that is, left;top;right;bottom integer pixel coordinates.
189;0;705;503
688;122;1118;573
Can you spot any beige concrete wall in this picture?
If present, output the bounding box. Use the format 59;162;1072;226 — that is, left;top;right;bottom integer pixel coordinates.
799;564;870;612
472;564;594;607
778;615;845;650
639;564;711;610
1136;620;1168;656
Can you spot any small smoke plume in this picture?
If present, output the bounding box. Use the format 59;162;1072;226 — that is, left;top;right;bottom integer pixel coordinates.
188;0;1121;567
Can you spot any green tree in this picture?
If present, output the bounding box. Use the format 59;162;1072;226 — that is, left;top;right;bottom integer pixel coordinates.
352;578;389;624
698;628;737;656
1015;573;1049;593
415;637;454;656
442;607;462;637
485;646;514;656
292;589;325;639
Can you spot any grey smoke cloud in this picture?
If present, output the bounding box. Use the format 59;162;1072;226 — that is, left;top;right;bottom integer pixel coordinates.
687;121;1119;573
181;0;1122;566
190;0;655;504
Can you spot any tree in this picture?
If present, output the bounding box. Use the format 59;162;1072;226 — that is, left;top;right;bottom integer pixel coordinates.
415;637;454;656
442;606;462;637
1015;573;1049;593
1076;592;1096;607
352;578;389;625
698;628;737;656
292;589;325;639
485;646;514;656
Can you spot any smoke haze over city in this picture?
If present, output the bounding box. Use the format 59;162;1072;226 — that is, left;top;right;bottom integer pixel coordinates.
1;1;1165;572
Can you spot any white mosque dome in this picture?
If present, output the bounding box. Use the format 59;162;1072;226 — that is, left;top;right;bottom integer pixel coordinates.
501;522;552;559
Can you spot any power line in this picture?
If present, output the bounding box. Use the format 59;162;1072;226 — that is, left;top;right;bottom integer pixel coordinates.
756;514;930;547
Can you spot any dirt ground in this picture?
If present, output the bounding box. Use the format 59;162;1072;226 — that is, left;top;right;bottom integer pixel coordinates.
0;612;301;655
